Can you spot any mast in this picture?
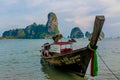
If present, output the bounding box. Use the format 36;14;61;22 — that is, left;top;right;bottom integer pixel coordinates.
90;16;105;49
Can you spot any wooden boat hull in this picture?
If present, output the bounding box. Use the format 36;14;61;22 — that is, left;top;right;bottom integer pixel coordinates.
41;47;92;77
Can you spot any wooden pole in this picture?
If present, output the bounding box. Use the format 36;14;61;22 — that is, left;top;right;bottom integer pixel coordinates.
90;16;105;49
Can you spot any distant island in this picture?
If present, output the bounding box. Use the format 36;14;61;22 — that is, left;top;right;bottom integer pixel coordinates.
70;27;84;38
1;12;91;39
2;12;60;39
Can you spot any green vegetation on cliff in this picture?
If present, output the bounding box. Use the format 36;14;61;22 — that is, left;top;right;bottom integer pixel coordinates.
2;12;93;39
2;23;56;39
2;12;60;39
70;27;84;38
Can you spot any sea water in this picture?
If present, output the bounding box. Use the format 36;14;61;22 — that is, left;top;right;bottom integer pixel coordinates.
0;38;120;80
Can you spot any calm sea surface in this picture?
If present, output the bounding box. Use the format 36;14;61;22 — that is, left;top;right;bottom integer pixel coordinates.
0;38;120;80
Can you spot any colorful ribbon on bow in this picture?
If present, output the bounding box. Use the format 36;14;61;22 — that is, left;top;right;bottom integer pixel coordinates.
88;43;98;76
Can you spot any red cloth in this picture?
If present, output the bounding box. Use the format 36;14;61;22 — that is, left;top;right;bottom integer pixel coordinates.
90;52;94;76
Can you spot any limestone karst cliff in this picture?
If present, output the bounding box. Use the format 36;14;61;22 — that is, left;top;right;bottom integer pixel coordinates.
2;12;60;39
70;27;84;38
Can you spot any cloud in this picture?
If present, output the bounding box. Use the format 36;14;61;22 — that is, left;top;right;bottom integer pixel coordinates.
25;0;49;8
0;0;19;6
0;0;120;37
65;15;94;28
62;0;105;28
62;0;120;29
100;0;120;17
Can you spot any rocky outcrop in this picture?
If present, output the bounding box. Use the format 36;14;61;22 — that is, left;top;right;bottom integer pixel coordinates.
2;29;25;39
2;12;60;39
2;23;49;39
46;12;60;35
70;27;84;38
85;31;91;38
24;23;47;39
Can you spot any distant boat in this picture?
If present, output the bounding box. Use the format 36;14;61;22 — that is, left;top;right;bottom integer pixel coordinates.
40;16;105;77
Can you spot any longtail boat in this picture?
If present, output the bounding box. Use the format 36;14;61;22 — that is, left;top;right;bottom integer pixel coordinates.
41;16;105;77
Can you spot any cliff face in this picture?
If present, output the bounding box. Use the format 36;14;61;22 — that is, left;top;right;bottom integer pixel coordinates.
70;27;84;38
2;12;60;39
24;23;47;39
46;12;60;35
2;29;25;39
2;23;46;39
85;31;91;38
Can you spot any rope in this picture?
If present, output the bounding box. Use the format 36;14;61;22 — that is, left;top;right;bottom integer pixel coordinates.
97;52;119;80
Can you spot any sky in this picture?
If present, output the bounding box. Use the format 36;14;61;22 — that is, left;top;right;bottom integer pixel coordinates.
0;0;120;38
